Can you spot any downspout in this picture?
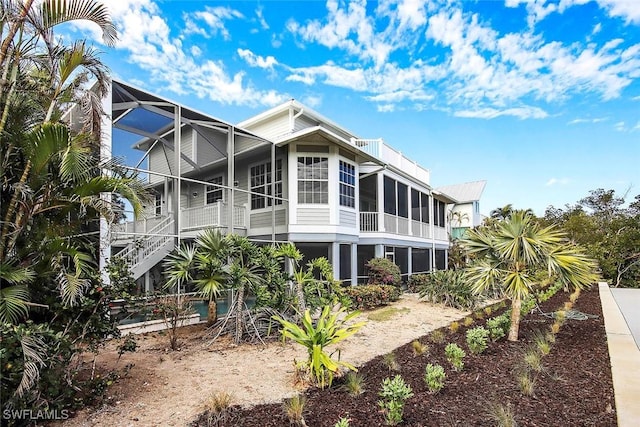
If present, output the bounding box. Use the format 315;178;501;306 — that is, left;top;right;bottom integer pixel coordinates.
289;101;304;133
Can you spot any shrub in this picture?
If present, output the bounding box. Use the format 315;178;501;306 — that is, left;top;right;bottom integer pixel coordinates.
383;352;400;372
345;285;401;310
274;306;366;389
407;273;430;293
449;321;461;333
378;375;414;426
415;270;481;310
466;326;490;354
424;364;446;394
284;394;306;426
445;343;466;371
411;340;427;356
429;329;446;344
204;391;233;427
366;258;401;287
486;315;510;342
463;316;475;327
342;372;365;396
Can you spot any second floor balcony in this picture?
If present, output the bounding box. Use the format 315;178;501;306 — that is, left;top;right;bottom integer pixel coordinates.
359;212;449;241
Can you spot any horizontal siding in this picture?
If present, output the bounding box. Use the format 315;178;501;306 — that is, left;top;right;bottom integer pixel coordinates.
250;209;286;228
148;145;171;184
294;115;317;132
196;127;226;165
339;209;357;227
246;111;290;139
297;207;330;225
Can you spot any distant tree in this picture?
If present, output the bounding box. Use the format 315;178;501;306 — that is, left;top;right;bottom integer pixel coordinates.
542;189;640;287
490;204;514;220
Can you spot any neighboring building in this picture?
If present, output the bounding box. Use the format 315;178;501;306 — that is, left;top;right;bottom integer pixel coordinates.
105;80;483;292
436;181;487;240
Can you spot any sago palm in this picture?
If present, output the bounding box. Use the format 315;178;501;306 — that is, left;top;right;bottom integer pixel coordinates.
462;211;598;341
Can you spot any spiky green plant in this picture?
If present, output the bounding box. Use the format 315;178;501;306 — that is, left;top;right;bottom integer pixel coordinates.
274;306;365;388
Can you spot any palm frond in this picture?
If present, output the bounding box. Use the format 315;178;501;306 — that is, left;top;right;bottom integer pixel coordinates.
14;334;46;398
0;285;30;324
38;0;118;46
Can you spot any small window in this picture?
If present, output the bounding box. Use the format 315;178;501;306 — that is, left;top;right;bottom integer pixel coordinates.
206;176;223;204
250;159;283;210
339;160;355;208
154;192;162;216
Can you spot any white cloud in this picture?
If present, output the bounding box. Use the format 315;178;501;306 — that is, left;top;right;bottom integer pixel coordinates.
88;1;287;107
614;121;626;131
514;0;640;25
185;6;243;40
255;5;269;30
568;117;608;124
546;177;570;186
634;121;640;131
454;106;549;119
237;49;278;69
592;22;602;35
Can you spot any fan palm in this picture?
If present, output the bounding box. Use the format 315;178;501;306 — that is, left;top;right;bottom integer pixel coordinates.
462;211;598;341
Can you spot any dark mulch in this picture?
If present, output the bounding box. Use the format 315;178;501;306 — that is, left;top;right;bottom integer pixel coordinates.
193;288;617;426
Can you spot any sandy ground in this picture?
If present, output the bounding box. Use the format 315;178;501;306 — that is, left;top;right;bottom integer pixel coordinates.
64;294;468;427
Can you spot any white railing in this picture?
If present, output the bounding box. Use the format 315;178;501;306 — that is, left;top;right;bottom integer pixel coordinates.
116;216;174;269
351;137;430;184
434;226;448;241
181;202;246;231
411;220;431;238
112;216;165;239
360;212;379;231
351;138;382;158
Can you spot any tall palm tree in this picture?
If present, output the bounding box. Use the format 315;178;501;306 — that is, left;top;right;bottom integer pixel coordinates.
462;211;598;341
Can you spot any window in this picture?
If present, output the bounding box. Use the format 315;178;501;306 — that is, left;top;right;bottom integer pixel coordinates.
250;159;283;210
411;189;430;223
384;176;396;215
205;176;223;204
339;160;355;208
298;156;328;204
411;189;420;221
433;198;446;227
397;183;408;218
421;193;430;224
154;192;162;216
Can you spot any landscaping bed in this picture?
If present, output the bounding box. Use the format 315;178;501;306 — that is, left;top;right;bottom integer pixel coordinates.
194;287;616;426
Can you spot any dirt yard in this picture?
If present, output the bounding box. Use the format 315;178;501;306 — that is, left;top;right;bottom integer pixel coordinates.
63;294;468;426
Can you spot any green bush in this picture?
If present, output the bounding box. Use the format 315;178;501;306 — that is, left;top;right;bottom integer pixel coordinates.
424;363;446;394
378;375;414;426
445;343;466;371
366;258;401;287
273;306;366;389
414;270;481;310
466;326;490;354
486;315;510;342
345;285;401;310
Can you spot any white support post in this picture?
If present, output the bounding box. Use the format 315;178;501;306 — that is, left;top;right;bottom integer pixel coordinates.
99;84;113;287
377;172;385;232
227;126;235;235
331;242;340;280
350;243;358;286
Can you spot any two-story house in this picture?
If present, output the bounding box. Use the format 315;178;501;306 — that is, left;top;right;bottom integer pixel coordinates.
105;80;484;293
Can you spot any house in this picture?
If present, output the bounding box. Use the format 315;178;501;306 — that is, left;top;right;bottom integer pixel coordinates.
435;181;487;239
105;80;484;292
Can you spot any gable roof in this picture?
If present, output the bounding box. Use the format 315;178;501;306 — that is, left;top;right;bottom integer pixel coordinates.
436;180;486;203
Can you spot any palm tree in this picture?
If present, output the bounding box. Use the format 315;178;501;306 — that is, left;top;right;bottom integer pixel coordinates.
490;204;514;220
461;211;598;341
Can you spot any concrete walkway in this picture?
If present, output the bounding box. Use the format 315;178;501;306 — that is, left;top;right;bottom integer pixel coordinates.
599;283;640;427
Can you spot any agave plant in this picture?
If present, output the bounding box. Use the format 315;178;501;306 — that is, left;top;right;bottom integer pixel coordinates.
274;305;366;388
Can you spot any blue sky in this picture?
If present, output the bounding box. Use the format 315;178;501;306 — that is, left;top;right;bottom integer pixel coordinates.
68;0;640;216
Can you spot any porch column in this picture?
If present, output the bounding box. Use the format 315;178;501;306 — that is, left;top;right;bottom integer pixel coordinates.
407;247;413;278
99;83;112;286
375;244;384;258
350;243;358;286
174;104;181;247
331;242;340;280
227;126;235;235
377;173;385;232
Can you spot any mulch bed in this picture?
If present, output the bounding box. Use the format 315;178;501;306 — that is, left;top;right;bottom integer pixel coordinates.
193;287;617;426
